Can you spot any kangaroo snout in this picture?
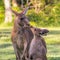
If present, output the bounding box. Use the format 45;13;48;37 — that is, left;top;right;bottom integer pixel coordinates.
40;29;49;36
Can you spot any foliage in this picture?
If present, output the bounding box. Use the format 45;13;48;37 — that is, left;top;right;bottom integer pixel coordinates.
27;3;60;27
0;0;60;27
0;0;4;24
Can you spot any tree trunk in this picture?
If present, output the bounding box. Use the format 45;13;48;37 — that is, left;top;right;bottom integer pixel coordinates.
27;0;29;4
30;0;41;13
4;0;12;23
34;0;41;13
21;0;24;8
12;0;17;7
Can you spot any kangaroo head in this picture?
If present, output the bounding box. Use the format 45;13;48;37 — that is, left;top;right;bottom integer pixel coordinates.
29;26;49;36
11;7;30;27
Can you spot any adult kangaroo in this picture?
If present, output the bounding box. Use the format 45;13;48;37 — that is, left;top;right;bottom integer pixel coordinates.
11;7;33;60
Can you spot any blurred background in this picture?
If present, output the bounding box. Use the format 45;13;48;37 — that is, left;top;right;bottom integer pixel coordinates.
0;0;60;60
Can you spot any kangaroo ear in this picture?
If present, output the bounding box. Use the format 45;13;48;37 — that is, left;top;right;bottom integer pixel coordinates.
10;8;19;16
22;2;31;15
21;7;29;15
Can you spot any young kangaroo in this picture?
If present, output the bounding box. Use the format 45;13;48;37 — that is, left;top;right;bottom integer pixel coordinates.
28;27;49;60
11;7;33;60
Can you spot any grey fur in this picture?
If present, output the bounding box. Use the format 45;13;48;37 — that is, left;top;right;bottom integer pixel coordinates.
11;7;33;60
28;27;49;60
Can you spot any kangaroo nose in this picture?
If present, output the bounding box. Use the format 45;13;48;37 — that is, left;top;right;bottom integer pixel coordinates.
42;29;49;34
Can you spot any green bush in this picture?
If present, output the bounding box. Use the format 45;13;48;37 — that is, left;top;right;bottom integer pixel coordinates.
0;0;60;27
27;3;60;27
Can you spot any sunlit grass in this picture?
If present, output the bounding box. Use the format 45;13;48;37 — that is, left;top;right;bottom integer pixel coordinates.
0;27;60;60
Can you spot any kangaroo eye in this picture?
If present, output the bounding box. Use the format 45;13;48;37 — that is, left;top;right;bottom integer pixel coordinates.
35;28;37;31
20;18;24;20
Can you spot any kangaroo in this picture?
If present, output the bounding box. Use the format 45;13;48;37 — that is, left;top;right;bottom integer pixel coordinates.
28;27;49;60
11;7;33;60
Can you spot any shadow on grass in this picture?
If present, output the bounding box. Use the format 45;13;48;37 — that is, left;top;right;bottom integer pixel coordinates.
0;58;16;60
0;43;12;48
0;51;14;55
49;30;60;35
48;57;60;60
0;57;60;60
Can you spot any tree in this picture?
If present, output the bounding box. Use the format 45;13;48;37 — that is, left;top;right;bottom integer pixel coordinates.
45;0;54;5
45;0;49;5
30;0;42;13
21;0;24;8
12;0;18;7
4;0;12;23
27;0;29;4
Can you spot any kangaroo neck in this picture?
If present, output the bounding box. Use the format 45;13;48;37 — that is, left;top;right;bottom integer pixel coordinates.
34;35;41;39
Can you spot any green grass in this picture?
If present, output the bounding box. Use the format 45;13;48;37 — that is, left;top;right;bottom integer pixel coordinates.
0;27;60;60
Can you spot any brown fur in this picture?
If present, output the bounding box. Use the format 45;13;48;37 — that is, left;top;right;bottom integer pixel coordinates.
28;27;49;60
11;7;33;60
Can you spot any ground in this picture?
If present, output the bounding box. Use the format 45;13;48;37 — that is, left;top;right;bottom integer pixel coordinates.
0;27;60;60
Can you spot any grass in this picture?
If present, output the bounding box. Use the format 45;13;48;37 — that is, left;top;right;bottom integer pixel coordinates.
45;27;60;60
0;27;60;60
0;0;60;59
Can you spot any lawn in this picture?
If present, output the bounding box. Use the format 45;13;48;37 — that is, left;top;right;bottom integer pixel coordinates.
0;27;60;60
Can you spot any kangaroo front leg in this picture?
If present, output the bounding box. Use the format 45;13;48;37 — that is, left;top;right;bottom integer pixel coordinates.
12;42;21;60
21;41;27;60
